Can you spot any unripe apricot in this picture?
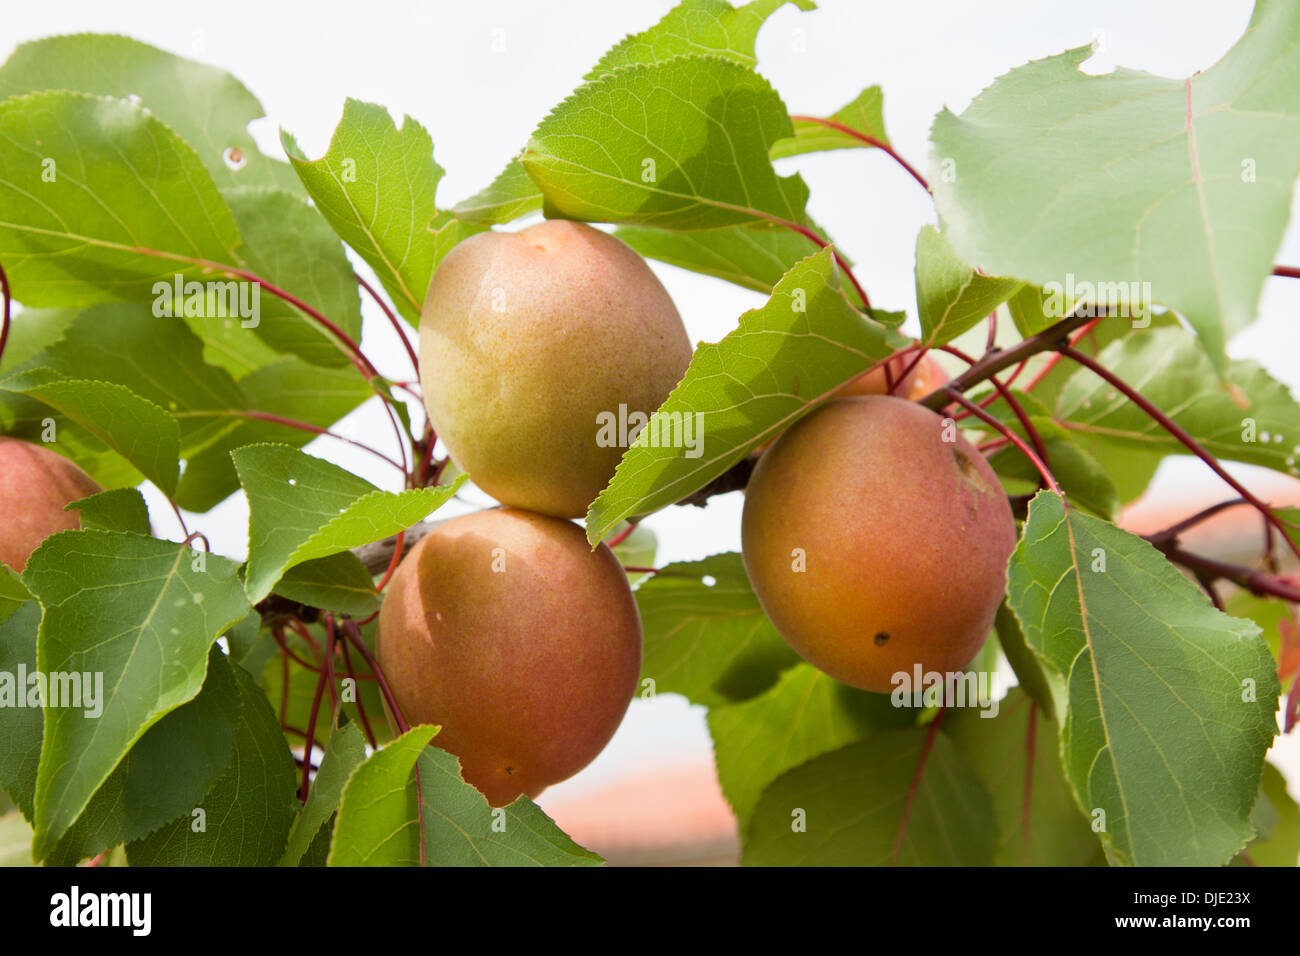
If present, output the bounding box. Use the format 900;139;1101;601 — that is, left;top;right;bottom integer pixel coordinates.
376;507;642;806
0;438;102;572
418;220;693;518
741;396;1016;692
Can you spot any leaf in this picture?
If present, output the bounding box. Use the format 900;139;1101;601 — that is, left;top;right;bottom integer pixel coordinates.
523;55;808;230
743;727;996;865
914;226;1023;345
930;0;1300;372
993;601;1057;720
587;248;902;542
636;553;798;708
328;724;436;865
174;357;373;512
22;531;251;856
1005;491;1280;866
273;552;380;619
0;33;301;193
45;648;241;866
234;443;467;603
615;217;858;304
1055;326;1300;482
1240;761;1300;867
413;748;603;866
1;378;180;494
282;99;479;324
127;659;298;865
609;522;657;588
66;488;151;535
0;603;43;819
221;186;364;367
0;567;32;624
7;303;248;457
280;718;366;867
0;811;36;867
770;86;888;159
455;0;810;225
0;91;240;306
945;689;1103;866
708;663;913;826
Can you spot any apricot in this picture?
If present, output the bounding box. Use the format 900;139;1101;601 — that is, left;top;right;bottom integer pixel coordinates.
741;396;1016;692
376;507;642;806
0;438;102;572
841;351;948;400
418;220;693;518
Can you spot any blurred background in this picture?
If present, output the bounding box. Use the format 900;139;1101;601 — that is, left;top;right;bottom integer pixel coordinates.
5;0;1298;864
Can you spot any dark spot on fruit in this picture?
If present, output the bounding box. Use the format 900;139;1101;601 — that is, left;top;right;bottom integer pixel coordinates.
874;631;890;646
505;766;514;775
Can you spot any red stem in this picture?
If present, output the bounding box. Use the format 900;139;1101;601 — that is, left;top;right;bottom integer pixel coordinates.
376;531;405;592
789;115;930;192
1273;265;1300;279
356;271;420;383
606;522;639;549
0;261;11;370
1059;345;1300;565
940;344;1052;472
339;634;378;748
342;618;409;734
890;707;945;865
299;647;329;802
944;387;1061;494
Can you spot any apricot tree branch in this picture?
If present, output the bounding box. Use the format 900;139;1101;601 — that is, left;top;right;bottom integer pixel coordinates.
1149;542;1300;604
788;115;930;192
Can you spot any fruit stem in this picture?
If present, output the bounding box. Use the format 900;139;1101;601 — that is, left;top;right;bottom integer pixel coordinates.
356;271;420;384
1273;265;1300;279
376;531;405;592
341;618;410;734
0;261;11;371
943;387;1061;494
177;409;406;472
1058;344;1300;565
788;115;931;193
918;310;1095;411
939;343;1052;473
339;635;379;748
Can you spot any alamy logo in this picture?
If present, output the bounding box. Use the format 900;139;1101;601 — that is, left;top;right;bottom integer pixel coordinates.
595;404;704;458
890;665;1000;718
152;274;261;328
49;886;151;936
0;665;104;718
1042;272;1152;327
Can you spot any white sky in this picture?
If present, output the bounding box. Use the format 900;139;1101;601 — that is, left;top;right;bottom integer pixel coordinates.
6;0;1299;806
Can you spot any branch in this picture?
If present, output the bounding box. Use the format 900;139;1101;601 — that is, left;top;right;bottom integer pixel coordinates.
788;115;930;192
1151;542;1300;605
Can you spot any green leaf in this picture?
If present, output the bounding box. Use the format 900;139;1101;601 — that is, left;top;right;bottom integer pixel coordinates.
0;33;301;193
234;443;467;602
222;186;364;367
615;216;860;305
282;99;479;324
708;663;913;826
174;356;373;512
2;378;180;495
7;303;248;457
609;522;657;588
273;552;380;619
329;724;436;865
1055;326;1300;482
1006;491;1279;866
914;226;1023;345
930;0;1300;372
280;718;366;867
45;648;241;866
587;248;901;541
993;601;1057;720
743;728;996;865
523;55;808;230
23;531;251;856
455;0;811;225
636;553;798;708
0;568;32;624
66;488;151;535
770;86;888;159
945;689;1103;866
0;810;36;866
1240;762;1300;867
0;91;240;306
127;659;298;865
0;603;43;819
